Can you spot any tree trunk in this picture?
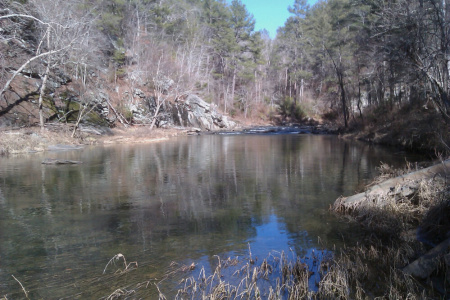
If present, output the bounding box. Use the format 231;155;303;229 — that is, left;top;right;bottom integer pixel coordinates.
338;71;348;128
150;101;162;130
231;68;236;106
357;80;363;119
300;78;304;102
403;237;450;279
38;64;50;131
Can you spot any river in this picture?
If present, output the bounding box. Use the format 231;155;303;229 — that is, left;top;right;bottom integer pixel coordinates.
0;133;420;298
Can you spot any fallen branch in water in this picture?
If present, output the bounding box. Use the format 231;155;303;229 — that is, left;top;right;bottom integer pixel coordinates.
11;275;29;300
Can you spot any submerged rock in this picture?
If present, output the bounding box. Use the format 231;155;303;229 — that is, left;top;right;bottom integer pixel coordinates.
42;158;83;165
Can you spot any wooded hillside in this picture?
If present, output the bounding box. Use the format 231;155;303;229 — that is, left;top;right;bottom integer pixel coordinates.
0;0;449;151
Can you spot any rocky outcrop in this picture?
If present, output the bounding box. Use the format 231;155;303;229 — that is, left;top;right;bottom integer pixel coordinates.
0;28;236;131
126;93;237;131
171;94;237;130
1;6;238;132
1;66;237;131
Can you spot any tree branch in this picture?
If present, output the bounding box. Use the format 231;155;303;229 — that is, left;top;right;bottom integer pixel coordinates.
0;46;71;99
0;14;68;29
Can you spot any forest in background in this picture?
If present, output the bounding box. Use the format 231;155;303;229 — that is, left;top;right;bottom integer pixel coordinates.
1;1;449;298
0;0;449;152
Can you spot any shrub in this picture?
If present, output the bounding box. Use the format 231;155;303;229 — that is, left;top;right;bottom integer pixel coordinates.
279;96;305;121
322;109;339;121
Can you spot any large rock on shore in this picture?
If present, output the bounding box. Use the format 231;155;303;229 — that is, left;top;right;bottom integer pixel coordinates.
172;94;236;130
127;93;237;131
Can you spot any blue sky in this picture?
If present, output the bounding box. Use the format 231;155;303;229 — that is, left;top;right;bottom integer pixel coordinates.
238;0;316;39
240;0;293;38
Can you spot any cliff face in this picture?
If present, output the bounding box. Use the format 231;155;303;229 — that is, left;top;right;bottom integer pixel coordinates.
164;94;237;130
86;87;238;131
0;3;238;132
0;30;237;131
0;61;237;131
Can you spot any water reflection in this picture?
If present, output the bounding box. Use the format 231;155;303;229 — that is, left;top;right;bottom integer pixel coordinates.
0;134;417;298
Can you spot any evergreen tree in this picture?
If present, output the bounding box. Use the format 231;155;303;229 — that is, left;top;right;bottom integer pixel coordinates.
276;0;311;105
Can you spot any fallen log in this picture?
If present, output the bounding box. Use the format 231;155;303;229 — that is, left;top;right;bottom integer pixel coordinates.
402;237;450;278
333;159;450;212
42;158;83;165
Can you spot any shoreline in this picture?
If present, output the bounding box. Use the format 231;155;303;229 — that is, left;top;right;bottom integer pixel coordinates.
0;125;188;156
330;159;449;298
1;123;448;297
0;121;445;158
0;122;333;156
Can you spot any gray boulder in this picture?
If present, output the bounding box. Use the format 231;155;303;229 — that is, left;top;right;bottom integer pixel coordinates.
173;94;237;130
123;93;237;130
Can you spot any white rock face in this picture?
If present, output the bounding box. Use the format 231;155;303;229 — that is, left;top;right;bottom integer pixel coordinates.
181;94;237;130
123;92;238;130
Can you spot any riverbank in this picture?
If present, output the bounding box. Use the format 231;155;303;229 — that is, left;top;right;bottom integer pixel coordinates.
5;103;448;157
329;160;450;298
1;124;447;298
0;119;332;156
338;105;450;156
0;125;188;155
164;160;449;299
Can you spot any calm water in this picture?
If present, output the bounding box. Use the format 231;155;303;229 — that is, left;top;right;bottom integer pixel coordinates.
0;134;417;298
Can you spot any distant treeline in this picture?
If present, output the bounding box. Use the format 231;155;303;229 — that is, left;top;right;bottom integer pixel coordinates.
1;0;449;126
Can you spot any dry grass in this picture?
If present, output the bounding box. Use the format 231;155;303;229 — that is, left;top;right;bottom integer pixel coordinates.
369;161;412;185
152;244;433;299
145;247;334;299
105;288;136;300
353;174;447;235
0;125;81;155
159;162;449;299
170;253;309;299
419;196;450;244
103;253;138;275
98;126;184;145
94;190;448;299
11;275;29;300
328;161;450;299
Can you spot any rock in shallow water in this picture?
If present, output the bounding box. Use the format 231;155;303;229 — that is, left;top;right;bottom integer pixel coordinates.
42;158;83;165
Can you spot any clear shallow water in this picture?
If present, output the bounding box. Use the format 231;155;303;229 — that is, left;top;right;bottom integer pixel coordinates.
0;134;419;298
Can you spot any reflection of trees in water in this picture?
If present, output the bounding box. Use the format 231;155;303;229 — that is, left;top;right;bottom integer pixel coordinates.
0;135;410;298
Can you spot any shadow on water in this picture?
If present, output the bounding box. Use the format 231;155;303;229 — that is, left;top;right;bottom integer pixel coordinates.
0;134;422;298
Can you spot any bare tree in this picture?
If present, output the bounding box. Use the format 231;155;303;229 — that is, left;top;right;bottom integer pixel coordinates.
0;0;100;130
71;93;96;138
149;55;175;130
